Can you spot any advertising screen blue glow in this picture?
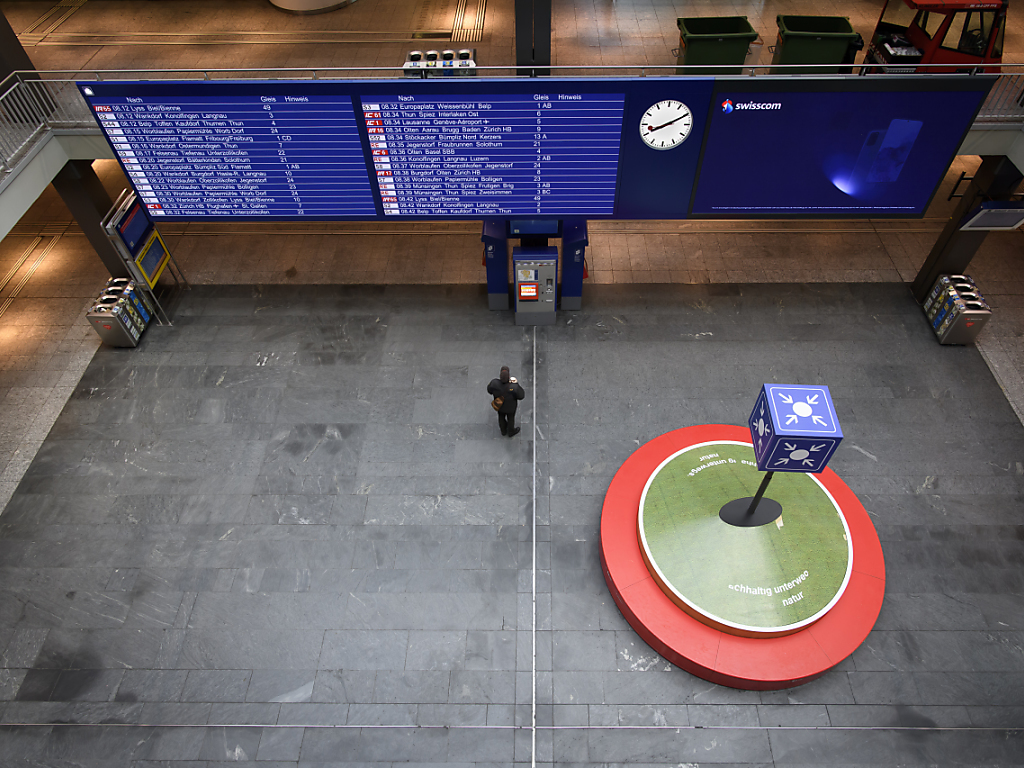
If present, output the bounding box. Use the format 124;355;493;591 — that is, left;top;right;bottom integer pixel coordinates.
691;81;991;217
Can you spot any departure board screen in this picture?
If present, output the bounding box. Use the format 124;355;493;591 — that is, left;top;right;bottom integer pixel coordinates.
79;78;991;221
360;94;624;216
87;93;377;217
79;80;717;220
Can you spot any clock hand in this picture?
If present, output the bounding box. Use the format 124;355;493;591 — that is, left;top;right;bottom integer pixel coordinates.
647;114;688;132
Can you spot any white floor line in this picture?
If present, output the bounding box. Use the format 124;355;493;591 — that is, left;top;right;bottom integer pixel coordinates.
531;324;537;768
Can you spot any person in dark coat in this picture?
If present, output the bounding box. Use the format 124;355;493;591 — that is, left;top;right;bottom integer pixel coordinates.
487;365;525;437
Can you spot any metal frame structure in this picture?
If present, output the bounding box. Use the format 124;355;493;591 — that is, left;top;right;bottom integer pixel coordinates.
101;188;189;326
2;63;1023;202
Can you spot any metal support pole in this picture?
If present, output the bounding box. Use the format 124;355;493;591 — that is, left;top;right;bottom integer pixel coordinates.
514;0;551;76
746;471;774;516
719;470;783;527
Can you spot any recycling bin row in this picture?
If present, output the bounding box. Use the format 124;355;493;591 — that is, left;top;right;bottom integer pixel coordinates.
404;48;476;77
923;274;991;345
675;15;862;74
87;278;154;347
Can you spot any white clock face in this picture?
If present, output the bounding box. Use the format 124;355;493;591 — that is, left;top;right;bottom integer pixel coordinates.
639;100;693;150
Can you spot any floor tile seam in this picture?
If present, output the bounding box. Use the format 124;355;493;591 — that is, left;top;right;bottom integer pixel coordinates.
530;324;539;765
866;223;906;278
0;238;44;300
0;720;1018;732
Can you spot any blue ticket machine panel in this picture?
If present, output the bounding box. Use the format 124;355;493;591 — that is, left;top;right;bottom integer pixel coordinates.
560;219;588;311
513;247;557;326
481;220;509;310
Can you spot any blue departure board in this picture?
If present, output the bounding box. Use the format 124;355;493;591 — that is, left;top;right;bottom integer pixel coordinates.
87;93;377;217
79;80;716;220
79;77;990;221
360;94;624;216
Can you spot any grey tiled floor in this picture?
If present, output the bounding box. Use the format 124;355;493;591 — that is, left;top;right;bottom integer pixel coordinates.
0;229;105;511
1;283;1024;767
6;154;1024;518
2;0;1024;765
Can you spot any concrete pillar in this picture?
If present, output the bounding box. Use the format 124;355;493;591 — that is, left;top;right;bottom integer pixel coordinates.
4;11;126;278
53;160;130;278
0;10;35;81
912;156;1024;302
515;0;551;75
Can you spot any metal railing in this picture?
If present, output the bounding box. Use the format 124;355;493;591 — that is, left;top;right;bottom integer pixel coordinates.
0;76;95;175
2;63;1024;182
975;71;1024;123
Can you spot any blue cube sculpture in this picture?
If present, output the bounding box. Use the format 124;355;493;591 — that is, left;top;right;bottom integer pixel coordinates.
748;384;843;474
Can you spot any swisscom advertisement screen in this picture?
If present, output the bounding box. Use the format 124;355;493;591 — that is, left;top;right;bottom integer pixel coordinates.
690;79;992;218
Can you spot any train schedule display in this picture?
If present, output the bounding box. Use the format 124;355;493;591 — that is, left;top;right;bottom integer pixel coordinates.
79;79;713;221
84;90;377;218
78;77;991;222
361;94;624;217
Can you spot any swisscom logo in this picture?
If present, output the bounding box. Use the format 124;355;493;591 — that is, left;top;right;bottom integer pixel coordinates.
722;98;782;112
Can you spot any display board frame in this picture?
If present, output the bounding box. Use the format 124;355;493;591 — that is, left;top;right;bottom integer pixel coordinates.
79;75;994;223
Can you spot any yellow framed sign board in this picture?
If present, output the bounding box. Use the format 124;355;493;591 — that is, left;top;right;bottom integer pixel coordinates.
135;230;171;289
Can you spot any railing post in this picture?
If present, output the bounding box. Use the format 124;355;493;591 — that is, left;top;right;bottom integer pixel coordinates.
19;81;51;128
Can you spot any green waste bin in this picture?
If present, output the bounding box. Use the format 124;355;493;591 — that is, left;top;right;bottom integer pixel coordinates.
770;15;860;74
676;16;759;75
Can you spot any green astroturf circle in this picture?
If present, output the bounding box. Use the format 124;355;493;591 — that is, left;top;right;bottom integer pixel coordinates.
638;440;853;636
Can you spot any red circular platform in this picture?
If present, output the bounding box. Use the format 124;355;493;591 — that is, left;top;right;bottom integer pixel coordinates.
600;424;885;690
